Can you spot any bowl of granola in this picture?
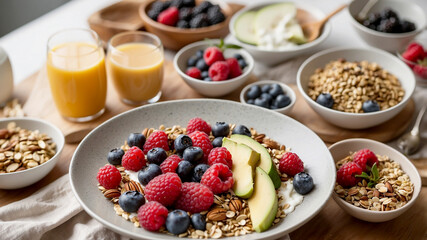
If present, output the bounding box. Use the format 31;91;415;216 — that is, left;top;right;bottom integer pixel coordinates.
69;99;335;239
329;138;421;222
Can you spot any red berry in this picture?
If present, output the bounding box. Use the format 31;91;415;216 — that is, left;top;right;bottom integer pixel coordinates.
279;152;304;176
96;165;122;189
187;117;211;135
203;47;225;66
157;7;179;26
353;149;378;171
414;64;427;78
143;131;169;154
189;131;213;161
160;154;182;173
138;201;168;231
226;58;242;78
145;173;182;206
174;182;214;213
208;147;232;169
208;61;230;81
402;43;425;62
186;67;202;79
337;162;363;187
200;163;233;194
122;146;146;171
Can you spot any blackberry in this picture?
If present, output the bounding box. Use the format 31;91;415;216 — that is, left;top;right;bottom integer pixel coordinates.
190;13;210;28
207;5;225;25
171;0;185;9
151;1;170;13
179;7;192;21
183;0;195;8
380;8;398;20
400;20;416;32
367;12;381;25
192;1;212;16
177;20;190;28
148;9;161;21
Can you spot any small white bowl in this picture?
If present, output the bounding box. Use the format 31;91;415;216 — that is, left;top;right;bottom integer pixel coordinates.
229;1;331;66
297;47;415;129
173;39;254;97
329;138;421;222
348;0;426;52
240;80;296;115
0;118;64;189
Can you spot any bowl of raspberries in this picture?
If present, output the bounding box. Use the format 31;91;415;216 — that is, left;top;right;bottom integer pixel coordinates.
397;40;427;86
174;39;254;97
139;0;232;50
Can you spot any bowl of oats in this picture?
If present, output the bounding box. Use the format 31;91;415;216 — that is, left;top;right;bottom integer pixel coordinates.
0;117;64;189
329;138;421;222
297;47;416;129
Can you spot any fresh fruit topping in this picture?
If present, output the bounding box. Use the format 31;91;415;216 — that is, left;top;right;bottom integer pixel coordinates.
97;165;122;189
208;147;232;169
200;163;233;194
145;172;182;206
183;146;204;164
191;213;206;230
187;117;211;135
316;93;334;108
166;210;191;235
179;7;192;20
353;149;378;171
245;84;291;110
402;43;425;62
203;46;225;66
355;163;380;188
209;61;230;81
189;131;213;161
174;182;214;213
127;133;146;149
118;191;145;212
174;134;193;153
211;122;230;137
362;100;380;113
231;125;251;137
273;94;291;108
138;164;163;185
268;84;284;97
414;64;427;78
158;7;180;26
160;154;182;173
293;172;314;195
336;162;363;187
143;131;169;154
196;58;209;71
176;160;194;181
138;201;169;231
207;5;225;25
279;152;304;177
107;148;124;165
146;147;168;165
246;85;261;100
192;163;210;182
122;146;146;172
361;8;416;33
186;67;202;79
212;136;224;148
226;58;242;78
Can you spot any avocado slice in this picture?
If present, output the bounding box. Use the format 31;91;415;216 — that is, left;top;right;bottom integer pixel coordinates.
288;22;307;44
234;11;258;45
229;134;281;189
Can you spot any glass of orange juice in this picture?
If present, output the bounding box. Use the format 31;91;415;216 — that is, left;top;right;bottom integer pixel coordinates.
46;28;107;122
107;31;164;105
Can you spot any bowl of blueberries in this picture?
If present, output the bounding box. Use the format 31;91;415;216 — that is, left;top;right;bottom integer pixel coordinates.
240;80;296;115
348;0;426;52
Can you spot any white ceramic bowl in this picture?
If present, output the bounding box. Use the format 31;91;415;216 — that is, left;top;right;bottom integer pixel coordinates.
174;40;254;97
240;80;296;115
348;0;427;52
297;47;416;129
329;138;421;222
229;1;331;66
0;118;64;189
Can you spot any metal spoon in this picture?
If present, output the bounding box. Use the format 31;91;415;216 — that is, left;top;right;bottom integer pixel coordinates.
398;103;427;155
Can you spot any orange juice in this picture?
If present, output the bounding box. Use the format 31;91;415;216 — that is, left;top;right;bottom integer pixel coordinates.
107;42;163;104
47;42;107;119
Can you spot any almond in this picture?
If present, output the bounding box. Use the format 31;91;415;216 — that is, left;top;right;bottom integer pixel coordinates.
104;189;121;199
0;129;9;139
373;189;380;198
229;199;242;212
385;181;393;193
207;208;227;221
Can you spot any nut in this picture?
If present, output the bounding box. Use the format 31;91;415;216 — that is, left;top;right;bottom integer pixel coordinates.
373;189;380;198
385;181;393;193
124;180;144;194
0;129;9;139
207;208;227;221
229;199;242;212
348;188;359;196
104;189;121;199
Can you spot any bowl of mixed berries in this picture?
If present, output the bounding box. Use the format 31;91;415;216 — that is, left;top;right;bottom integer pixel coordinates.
174;39;254;97
139;0;232;50
397;40;427;86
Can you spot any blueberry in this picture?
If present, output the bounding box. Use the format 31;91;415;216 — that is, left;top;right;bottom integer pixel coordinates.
269;84;284;97
176;160;194;181
166;210;190;235
183;146;203;164
147;147;167;165
127;133;146;149
293;172;314;195
201;71;209;79
273;94;291;108
196;58;209;71
316;93;334;108
187;56;198;67
174;135;193;153
233;53;243;60
362;100;380;113
232;125;251;137
192;164;210;182
254;97;270;108
195;49;204;59
107;148;124;165
211;122;230;137
238;59;247;69
118;191;145;212
260;92;273;103
246;85;261;100
261;84;271;93
138;164;162;185
212;136;224;148
191;213;206;230
204;77;212;82
247;99;255;105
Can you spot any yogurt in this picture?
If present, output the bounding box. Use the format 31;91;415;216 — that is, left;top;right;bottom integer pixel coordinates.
256;15;300;51
277;179;304;215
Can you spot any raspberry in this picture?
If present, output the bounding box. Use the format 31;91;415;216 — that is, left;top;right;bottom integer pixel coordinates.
203;47;225;66
189;131;213;161
138;201;168;231
414;64;427;78
96;165;122;189
226;58;242;78
143;131;169;154
200;163;233;194
208;61;230;81
279;152;304;176
337;162;363;187
402;43;425;63
353;149;378;171
122;146;146;171
160;154;182;173
145;173;182;206
186;67;201;79
187;117;211;135
208;147;232;169
174;182;214;213
157;7;179;26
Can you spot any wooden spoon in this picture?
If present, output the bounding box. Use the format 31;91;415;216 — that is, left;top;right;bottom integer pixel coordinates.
301;5;347;42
